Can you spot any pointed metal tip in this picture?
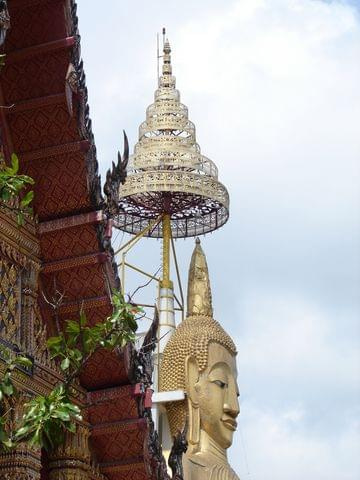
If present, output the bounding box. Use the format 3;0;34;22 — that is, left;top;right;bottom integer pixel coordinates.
195;237;200;245
163;37;171;54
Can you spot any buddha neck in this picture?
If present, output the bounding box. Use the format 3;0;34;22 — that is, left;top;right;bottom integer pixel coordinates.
196;430;228;465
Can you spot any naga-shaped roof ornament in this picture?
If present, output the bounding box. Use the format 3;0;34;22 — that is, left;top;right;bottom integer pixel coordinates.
114;35;229;239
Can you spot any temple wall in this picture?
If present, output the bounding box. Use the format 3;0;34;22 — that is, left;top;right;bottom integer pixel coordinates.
0;208;105;479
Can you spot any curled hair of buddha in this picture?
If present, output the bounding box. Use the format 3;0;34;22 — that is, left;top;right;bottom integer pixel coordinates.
159;314;236;436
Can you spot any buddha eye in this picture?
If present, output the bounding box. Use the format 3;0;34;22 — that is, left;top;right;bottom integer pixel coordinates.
213;380;227;389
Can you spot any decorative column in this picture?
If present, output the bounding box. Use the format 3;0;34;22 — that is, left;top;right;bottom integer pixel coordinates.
0;447;42;480
0;210;42;480
0;393;42;480
47;423;92;480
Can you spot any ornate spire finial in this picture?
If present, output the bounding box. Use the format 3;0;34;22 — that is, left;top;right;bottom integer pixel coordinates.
163;38;171;54
187;239;213;317
162;36;172;77
116;34;229;238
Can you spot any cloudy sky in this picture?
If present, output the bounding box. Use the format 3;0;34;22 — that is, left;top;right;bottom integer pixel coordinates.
77;1;360;478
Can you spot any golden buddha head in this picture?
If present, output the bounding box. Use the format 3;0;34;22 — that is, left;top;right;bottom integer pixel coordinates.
159;240;239;453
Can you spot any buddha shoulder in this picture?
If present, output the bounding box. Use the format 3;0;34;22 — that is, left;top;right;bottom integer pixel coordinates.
186;454;240;480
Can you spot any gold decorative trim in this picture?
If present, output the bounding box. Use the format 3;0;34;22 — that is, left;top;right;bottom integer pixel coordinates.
0;208;40;266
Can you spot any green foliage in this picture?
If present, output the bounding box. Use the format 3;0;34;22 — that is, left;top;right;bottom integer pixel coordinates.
0;350;33;450
0;152;34;224
15;384;81;451
0;291;140;452
47;291;139;376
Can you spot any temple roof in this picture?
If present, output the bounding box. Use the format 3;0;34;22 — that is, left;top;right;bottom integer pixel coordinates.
0;1;153;478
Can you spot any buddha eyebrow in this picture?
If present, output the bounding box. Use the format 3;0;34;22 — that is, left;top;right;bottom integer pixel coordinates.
209;362;230;373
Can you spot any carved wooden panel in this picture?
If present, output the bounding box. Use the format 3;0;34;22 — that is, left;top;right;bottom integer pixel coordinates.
2;50;70;103
102;465;148;480
80;349;129;390
91;420;146;463
87;385;138;424
39;224;98;262
23;153;91;221
6;1;66;52
41;263;107;302
8;102;80;154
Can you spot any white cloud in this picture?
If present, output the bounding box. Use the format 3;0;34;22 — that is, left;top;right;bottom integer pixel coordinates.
227;290;360;478
229;402;360;480
236;292;359;385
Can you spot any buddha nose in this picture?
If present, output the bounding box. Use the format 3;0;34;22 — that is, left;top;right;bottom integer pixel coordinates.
223;384;240;418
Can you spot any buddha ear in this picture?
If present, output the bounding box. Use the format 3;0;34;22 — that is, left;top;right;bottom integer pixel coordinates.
185;355;200;405
185;355;200;448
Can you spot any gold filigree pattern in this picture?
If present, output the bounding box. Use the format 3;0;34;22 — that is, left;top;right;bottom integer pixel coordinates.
116;38;229;238
0;258;20;343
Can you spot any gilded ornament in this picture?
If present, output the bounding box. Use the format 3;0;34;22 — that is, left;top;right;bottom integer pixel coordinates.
115;39;229;238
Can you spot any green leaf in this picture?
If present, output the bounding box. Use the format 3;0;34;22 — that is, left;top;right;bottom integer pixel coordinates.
17;212;24;226
14;356;33;368
47;336;64;356
60;357;70;371
51;410;70;421
2;438;15;449
21;174;35;185
64;403;81;414
47;336;63;348
29;428;41;447
65;320;80;334
11;153;19;174
20;190;34;207
79;310;87;327
15;425;32;439
0;426;8;442
66;422;76;433
70;348;83;363
1;377;14;396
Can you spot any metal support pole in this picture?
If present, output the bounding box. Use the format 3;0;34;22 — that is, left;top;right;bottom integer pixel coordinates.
154;213;176;443
161;213;172;289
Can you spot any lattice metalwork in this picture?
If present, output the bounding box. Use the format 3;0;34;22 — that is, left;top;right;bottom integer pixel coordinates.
114;39;229;238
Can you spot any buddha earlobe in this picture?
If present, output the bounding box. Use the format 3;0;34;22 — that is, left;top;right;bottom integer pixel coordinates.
185;356;201;447
187;397;200;448
185;356;200;404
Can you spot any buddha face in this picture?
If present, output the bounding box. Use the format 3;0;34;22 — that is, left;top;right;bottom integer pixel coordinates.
187;342;240;450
